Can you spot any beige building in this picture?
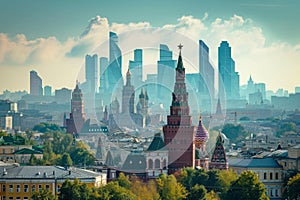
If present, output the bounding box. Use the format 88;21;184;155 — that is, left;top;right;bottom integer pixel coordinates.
229;158;283;200
0;165;106;199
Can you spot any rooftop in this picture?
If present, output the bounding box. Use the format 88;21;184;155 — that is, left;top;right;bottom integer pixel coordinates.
229;158;282;169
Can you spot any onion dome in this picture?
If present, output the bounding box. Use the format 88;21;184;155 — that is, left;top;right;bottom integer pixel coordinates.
195;115;209;149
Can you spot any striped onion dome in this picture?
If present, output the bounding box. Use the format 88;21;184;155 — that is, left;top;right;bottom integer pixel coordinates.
195;115;209;148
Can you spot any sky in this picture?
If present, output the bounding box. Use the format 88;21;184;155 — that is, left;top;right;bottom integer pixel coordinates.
0;0;300;93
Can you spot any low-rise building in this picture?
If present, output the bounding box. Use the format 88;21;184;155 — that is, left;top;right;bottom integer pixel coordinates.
0;165;106;199
229;158;283;200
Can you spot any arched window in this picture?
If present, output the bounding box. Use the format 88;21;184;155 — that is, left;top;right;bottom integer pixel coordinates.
155;159;160;169
148;159;153;169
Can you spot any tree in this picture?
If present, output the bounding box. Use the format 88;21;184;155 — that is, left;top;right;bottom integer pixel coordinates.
286;173;300;200
157;174;187;200
117;173;131;189
33;122;64;133
218;169;238;198
224;171;269;200
60;153;73;167
222;123;248;143
130;176;160;200
188;184;207;200
32;188;57;200
98;181;137;200
59;179;91;200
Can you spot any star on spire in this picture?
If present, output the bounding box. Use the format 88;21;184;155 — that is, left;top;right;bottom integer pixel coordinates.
178;43;183;51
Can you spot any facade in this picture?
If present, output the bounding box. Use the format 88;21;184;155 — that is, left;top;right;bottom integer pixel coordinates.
29;70;43;96
43;86;52;96
122;69;136;114
199;40;215;101
157;44;176;103
129;49;143;86
145;133;168;178
0;165;106;199
108;32;123;95
85;54;99;94
65;84;86;134
163;45;196;174
218;41;240;100
54;88;71;104
209;132;228;170
229;158;283;200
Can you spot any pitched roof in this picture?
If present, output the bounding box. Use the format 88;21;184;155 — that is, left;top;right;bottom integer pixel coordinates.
14;148;42;155
121;153;146;173
147;133;166;151
0;166;104;180
228;158;282;168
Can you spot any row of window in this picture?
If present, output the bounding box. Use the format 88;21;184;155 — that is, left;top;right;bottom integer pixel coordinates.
1;184;52;193
263;172;279;180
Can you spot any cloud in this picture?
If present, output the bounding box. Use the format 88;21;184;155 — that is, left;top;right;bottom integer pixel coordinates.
0;14;300;92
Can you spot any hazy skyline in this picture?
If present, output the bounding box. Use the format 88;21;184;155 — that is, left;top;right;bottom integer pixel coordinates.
0;0;300;93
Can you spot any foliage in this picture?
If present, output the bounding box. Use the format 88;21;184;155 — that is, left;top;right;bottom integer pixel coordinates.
33;122;64;133
218;169;238;198
130;176;160;200
59;153;73;167
117;173;131;189
98;181;137;200
59;179;91;200
222;123;248;143
276;122;296;137
286;173;300;200
224;171;269;200
188;184;207;200
157;174;187;200
32;188;57;200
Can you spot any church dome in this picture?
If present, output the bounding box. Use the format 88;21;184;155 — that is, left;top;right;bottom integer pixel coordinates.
195;116;209;148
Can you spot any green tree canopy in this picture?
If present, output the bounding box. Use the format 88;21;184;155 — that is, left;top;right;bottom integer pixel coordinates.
286;173;300;200
225;171;269;200
32;188;57;200
157;174;187;200
33;122;64;133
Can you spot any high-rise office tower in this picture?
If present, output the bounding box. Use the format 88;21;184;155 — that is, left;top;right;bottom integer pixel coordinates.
163;45;196;174
218;41;240;100
199;40;215;100
129;49;143;86
85;54;98;94
30;70;43;96
108;32;123;94
44;85;52;96
157;44;176;101
99;57;109;92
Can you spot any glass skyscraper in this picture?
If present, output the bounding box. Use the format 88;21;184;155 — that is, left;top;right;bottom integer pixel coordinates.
218;41;240;100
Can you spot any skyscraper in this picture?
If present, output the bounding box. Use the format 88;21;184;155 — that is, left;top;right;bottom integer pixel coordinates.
218;41;240;100
44;85;52;96
108;32;123;94
30;70;43;96
157;44;176;102
129;49;143;86
199;40;215;100
85;54;99;94
99;57;109;92
163;45;196;174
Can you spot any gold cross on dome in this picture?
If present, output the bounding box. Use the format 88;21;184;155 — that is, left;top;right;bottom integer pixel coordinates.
178;43;183;50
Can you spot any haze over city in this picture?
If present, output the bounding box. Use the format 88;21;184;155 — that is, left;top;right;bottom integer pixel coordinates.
0;0;300;93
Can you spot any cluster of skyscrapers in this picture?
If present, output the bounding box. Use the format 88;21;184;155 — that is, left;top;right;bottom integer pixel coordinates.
78;31;242;119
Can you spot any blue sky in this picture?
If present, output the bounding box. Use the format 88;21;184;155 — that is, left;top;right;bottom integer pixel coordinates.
0;0;299;92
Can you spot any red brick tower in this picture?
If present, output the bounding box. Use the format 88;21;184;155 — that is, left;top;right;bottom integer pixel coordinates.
66;83;86;134
163;44;196;174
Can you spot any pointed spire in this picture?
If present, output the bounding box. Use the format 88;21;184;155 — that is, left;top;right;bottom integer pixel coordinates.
126;68;131;86
216;98;222;115
176;43;184;71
